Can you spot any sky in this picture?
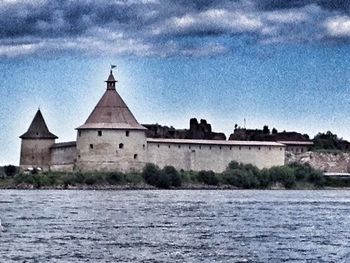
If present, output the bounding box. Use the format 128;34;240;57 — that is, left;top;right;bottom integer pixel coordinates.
0;0;350;165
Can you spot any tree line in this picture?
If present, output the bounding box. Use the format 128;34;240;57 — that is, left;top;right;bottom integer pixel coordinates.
1;161;326;189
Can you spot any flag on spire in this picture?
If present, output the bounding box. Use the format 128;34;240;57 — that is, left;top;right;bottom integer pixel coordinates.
111;65;117;69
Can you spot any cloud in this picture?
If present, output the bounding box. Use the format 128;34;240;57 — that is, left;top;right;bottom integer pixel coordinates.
324;16;350;37
153;9;263;37
0;0;350;58
257;0;350;13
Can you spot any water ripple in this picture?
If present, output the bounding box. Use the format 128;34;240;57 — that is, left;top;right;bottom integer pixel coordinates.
1;190;350;262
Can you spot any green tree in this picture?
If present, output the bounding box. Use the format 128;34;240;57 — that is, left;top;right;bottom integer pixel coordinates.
162;166;182;187
288;162;312;181
263;125;270;135
269;166;296;189
257;168;271;188
307;171;325;187
197;170;219;185
313;131;345;150
223;169;258;188
85;175;97;185
106;172;124;185
4;165;17;177
142;163;170;189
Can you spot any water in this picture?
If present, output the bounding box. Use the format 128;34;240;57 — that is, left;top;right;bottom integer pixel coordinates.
1;190;350;262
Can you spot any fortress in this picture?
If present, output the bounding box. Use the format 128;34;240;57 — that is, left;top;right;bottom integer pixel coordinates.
19;70;287;173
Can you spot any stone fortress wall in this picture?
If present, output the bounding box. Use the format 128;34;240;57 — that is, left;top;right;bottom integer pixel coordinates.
19;70;292;173
147;139;285;173
48;135;285;173
50;142;77;172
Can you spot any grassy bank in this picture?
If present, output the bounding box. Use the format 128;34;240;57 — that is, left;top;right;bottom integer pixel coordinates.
0;162;336;190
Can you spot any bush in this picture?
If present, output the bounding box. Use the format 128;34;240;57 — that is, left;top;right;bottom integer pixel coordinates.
4;165;17;177
106;172;124;185
74;173;85;184
197;170;219;185
287;163;325;187
13;173;55;188
162;166;182;187
241;163;260;177
125;173;144;185
157;174;171;189
181;170;198;183
224;161;261;188
324;177;350;187
257;169;271;188
288;162;312;181
307;171;325;187
222;169;239;186
62;174;76;186
142;163;161;185
223;169;259;189
40;173;57;186
14;173;40;187
61;172;95;186
84;175;98;185
227;161;240;170
269;166;296;189
13;173;25;184
142;163;170;189
226;161;260;175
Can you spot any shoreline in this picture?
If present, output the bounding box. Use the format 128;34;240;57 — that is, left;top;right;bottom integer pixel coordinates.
1;184;346;191
1;162;346;190
0;183;240;191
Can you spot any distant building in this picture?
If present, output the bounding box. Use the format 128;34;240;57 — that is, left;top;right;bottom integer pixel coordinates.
144;118;226;140
229;127;313;154
19;70;286;173
277;141;313;154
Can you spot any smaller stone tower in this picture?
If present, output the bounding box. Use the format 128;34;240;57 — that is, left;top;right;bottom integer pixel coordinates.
19;109;58;171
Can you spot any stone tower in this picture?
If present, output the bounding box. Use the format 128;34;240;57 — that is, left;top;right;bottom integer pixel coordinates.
19;109;58;171
76;70;147;172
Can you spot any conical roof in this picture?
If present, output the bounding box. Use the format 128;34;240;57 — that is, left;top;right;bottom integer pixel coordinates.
77;71;146;130
106;70;117;83
20;109;58;139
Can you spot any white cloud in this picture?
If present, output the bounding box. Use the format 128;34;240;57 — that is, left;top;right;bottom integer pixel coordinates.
324;16;350;37
0;43;43;57
265;9;308;24
0;35;154;58
163;9;263;35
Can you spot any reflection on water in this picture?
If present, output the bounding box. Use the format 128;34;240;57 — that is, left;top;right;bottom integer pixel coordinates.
1;190;350;262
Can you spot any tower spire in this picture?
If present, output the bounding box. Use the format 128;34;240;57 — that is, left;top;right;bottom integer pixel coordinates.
105;69;117;90
77;69;145;130
20;109;58;139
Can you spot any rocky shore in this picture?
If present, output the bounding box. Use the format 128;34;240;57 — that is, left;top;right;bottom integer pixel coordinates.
286;151;350;173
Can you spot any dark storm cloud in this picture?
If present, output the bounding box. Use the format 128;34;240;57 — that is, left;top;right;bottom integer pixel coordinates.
0;1;158;38
258;0;350;13
0;0;349;57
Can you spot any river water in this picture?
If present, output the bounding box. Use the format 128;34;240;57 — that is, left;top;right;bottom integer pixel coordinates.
1;190;350;262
